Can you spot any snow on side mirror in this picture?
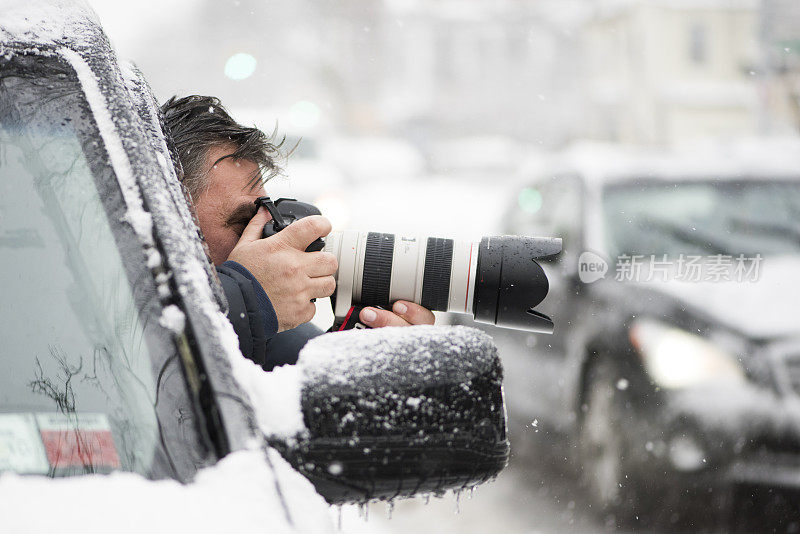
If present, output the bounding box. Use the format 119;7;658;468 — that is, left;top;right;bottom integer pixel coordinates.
269;325;509;504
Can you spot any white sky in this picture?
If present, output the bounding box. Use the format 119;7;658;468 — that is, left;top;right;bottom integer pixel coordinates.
84;0;197;61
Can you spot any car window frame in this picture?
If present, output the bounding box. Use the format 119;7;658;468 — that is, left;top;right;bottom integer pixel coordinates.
0;44;223;481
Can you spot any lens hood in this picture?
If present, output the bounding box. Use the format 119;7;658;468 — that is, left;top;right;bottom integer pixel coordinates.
473;236;562;333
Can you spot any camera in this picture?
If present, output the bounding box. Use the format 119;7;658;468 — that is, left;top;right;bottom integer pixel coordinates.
256;197;561;333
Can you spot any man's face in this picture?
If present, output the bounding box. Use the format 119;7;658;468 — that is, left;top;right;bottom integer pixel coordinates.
193;145;269;265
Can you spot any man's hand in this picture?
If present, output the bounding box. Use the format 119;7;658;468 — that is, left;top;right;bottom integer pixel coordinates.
228;207;338;332
359;301;436;328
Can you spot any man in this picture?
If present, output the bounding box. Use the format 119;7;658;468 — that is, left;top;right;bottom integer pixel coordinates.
161;95;434;370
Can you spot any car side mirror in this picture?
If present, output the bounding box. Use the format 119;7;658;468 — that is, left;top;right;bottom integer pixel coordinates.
268;326;509;504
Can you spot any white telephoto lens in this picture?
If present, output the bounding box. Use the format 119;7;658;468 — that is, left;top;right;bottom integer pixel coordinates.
324;231;478;318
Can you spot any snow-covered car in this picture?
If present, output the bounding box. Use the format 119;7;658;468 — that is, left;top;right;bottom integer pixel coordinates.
464;143;800;525
0;1;509;530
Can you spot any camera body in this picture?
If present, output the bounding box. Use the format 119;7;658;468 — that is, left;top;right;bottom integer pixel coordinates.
255;197;561;333
259;197;325;252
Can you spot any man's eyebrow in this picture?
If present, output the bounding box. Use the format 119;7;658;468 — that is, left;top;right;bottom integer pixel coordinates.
225;202;258;225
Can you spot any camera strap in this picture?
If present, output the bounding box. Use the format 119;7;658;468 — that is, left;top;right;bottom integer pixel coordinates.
329;305;379;332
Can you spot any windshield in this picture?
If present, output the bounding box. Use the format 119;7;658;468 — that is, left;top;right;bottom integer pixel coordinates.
0;52;210;480
602;180;800;259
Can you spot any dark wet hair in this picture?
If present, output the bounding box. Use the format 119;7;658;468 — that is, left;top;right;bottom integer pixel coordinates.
160;95;283;199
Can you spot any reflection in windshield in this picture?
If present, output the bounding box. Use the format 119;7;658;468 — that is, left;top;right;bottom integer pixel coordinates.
0;53;208;480
603;180;800;259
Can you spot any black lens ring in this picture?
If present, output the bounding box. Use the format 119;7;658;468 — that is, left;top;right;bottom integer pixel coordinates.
360;232;394;307
421;237;453;311
473;236;502;324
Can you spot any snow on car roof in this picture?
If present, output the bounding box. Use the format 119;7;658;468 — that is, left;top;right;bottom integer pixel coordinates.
0;0;100;48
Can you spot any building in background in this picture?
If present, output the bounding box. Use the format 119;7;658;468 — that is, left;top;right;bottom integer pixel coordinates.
128;0;799;161
131;0;585;154
581;0;759;147
760;0;800;134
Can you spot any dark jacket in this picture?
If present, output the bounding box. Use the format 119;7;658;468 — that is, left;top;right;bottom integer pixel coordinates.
216;260;322;371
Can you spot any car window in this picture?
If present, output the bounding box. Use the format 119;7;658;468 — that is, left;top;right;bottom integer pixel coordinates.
0;52;212;481
603;180;800;258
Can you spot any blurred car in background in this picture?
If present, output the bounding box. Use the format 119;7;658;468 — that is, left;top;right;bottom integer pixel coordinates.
464;142;800;524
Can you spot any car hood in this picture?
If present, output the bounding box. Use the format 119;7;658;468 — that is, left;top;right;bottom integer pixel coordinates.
633;255;800;340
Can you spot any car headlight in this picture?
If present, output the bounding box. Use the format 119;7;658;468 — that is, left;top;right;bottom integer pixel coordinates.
629;319;745;389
